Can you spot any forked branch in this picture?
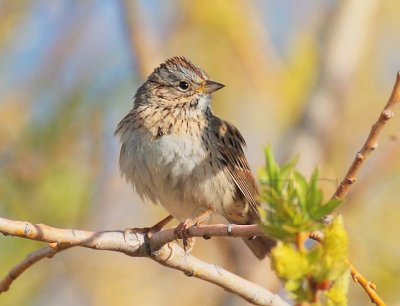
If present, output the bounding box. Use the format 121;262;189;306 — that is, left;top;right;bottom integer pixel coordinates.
0;217;288;306
0;243;71;293
1;74;399;306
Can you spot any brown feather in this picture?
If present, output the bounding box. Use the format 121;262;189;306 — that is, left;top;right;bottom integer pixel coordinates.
211;117;260;221
211;117;276;258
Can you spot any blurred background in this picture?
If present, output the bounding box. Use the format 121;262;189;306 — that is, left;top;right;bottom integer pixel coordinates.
1;1;399;305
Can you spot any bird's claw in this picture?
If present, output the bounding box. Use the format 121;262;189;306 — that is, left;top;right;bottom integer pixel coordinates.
174;219;197;252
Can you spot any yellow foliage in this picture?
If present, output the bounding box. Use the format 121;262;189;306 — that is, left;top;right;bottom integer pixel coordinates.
321;216;349;280
271;242;309;280
325;269;350;306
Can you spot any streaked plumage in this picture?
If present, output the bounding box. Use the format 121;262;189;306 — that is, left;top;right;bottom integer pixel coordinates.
115;57;274;259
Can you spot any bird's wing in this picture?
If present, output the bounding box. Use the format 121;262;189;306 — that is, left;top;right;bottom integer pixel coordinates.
211;116;260;220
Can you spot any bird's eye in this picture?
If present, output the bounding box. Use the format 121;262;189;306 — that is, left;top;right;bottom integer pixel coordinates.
178;81;189;91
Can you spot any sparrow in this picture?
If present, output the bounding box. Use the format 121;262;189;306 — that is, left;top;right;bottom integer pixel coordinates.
115;57;274;259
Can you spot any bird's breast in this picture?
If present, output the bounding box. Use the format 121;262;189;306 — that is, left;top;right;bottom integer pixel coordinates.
119;127;235;220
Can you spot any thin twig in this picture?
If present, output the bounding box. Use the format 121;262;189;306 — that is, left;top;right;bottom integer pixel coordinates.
332;72;400;200
0;217;287;306
0;243;71;293
349;262;385;306
325;73;400;306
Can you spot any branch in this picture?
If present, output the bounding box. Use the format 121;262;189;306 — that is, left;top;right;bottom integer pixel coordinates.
0;243;71;293
3;74;398;305
332;72;400;200
0;217;288;306
349;263;385;306
150;223;265;250
307;74;400;306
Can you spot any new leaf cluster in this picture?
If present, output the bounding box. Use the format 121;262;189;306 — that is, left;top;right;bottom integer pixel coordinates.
258;146;349;305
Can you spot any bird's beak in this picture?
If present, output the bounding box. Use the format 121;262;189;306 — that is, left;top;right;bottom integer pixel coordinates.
203;80;225;93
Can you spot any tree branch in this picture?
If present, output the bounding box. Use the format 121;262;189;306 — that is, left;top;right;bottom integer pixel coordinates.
332;72;400;200
0;217;288;306
306;73;400;306
349;263;385;306
0;243;71;294
2;73;398;305
319;72;400;306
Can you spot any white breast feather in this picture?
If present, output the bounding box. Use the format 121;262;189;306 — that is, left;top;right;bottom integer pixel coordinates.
119;128;234;220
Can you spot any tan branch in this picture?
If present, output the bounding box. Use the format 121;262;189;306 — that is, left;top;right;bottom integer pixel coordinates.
332;72;400;200
321;73;400;306
349;263;385;306
150;223;265;250
0;243;71;294
2;73;397;305
0;217;287;306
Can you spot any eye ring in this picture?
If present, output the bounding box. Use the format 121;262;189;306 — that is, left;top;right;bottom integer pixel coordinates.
178;81;189;91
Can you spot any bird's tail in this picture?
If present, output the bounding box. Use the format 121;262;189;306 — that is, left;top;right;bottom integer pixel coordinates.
226;210;276;259
242;236;276;260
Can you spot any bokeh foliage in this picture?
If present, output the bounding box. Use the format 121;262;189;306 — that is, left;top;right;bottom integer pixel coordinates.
1;1;400;305
260;147;348;305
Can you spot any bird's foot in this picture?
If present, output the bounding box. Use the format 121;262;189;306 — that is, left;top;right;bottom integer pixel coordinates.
174;208;215;252
174;219;198;252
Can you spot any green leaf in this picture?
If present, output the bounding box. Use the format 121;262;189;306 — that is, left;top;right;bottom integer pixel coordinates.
280;155;299;178
310;199;342;221
306;169;323;218
278;155;299;190
308;169;321;204
258;146;350;305
292;171;308;213
264;145;281;191
281;201;297;222
261;224;291;240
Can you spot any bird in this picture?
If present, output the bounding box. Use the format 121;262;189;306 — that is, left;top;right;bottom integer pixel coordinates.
115;56;275;259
